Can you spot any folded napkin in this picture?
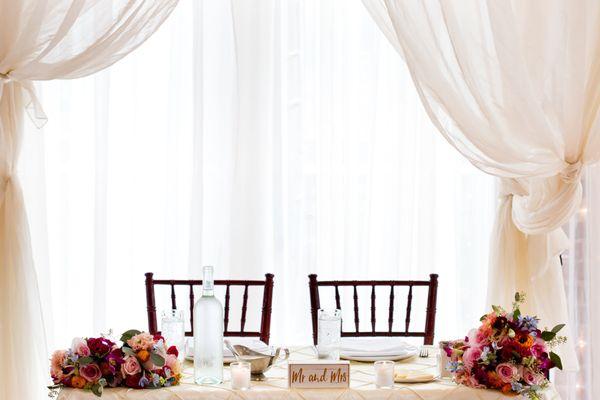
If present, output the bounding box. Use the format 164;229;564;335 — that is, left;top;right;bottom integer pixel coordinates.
394;369;436;383
339;337;417;357
185;338;270;358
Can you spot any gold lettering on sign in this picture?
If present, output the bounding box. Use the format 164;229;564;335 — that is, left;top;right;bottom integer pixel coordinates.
291;368;305;383
289;362;350;388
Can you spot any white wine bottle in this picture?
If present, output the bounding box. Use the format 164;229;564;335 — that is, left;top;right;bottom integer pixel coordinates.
193;266;224;384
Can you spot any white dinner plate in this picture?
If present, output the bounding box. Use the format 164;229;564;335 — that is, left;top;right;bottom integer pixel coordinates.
340;352;417;362
394;370;437;383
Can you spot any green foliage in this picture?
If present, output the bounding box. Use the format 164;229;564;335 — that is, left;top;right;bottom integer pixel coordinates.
122;347;136;357
120;329;142;343
550;351;563;370
150;353;165;367
541;331;556;341
78;356;93;366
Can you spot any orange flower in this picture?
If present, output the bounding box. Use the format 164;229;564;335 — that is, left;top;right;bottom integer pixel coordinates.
137;350;150;363
71;375;86;389
501;383;514;395
517;334;534;349
487;371;504;389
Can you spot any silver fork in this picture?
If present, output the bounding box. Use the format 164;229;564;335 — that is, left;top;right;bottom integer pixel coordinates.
419;347;429;358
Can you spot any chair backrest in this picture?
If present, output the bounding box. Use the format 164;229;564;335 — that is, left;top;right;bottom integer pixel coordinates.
308;274;438;345
145;273;274;344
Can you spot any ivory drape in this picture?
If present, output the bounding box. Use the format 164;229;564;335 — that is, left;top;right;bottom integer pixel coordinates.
0;1;177;398
361;0;600;370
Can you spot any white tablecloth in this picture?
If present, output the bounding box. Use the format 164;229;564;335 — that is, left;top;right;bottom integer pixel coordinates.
57;346;561;400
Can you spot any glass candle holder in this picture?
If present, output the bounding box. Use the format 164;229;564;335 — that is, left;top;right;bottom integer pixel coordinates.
230;362;251;390
374;360;395;389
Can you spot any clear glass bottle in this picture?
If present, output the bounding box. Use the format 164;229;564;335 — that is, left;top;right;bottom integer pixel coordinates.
193;266;224;384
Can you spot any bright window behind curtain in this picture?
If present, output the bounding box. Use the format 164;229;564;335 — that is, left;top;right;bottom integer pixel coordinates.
21;0;494;352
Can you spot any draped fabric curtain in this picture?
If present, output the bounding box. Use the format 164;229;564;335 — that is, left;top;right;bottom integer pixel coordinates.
0;1;177;398
361;0;600;370
21;0;495;376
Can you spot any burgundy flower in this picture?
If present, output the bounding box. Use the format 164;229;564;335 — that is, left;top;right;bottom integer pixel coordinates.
124;373;143;389
87;337;115;357
167;346;179;358
153;334;165;342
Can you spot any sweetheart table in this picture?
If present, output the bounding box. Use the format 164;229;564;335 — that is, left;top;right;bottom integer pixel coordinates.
57;346;561;400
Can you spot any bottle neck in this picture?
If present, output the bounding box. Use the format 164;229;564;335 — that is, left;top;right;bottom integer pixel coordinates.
202;266;214;297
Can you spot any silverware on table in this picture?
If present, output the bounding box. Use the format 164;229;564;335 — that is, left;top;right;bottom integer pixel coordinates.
419;347;429;358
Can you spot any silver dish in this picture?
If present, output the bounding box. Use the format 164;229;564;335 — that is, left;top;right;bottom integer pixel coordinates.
225;340;289;381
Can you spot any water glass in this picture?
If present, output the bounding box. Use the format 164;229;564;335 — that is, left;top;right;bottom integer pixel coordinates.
161;309;185;361
230;362;251;390
374;360;395;388
317;309;342;360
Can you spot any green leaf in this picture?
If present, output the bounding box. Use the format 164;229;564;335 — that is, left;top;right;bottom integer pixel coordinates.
551;324;566;334
492;305;503;315
122;347;136;357
78;356;93;366
513;308;521;321
120;329;141;343
541;331;556;341
550;351;563;370
150;353;165;367
91;383;103;397
480;314;487;322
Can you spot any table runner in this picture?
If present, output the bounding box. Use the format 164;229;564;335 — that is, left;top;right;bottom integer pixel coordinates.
57;346;560;399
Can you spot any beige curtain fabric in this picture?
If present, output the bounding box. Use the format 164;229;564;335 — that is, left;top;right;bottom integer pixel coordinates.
0;1;177;398
362;0;600;370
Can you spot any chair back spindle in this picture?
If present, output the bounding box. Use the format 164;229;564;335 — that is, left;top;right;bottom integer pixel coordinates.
308;274;439;345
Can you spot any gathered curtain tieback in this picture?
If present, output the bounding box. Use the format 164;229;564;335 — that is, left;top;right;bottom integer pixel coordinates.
0;70;48;128
560;160;583;184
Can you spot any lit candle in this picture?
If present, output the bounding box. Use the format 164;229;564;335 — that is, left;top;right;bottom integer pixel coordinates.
230;362;251;390
374;360;395;389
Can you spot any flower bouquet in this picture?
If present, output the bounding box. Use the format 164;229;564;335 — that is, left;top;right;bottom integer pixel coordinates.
444;293;566;399
49;329;182;397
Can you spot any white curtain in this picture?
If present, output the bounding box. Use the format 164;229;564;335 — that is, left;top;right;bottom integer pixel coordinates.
361;0;600;371
0;1;177;398
21;0;495;363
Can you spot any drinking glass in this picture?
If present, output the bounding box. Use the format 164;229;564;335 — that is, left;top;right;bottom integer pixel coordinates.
374;360;395;388
161;309;185;361
317;309;342;360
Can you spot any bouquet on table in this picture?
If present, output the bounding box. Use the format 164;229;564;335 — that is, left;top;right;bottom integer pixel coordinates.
50;329;182;397
444;293;566;400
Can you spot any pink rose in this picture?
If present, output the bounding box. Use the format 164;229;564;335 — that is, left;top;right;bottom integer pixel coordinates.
522;368;544;386
80;363;102;382
496;363;518;383
71;338;91;357
50;350;67;381
462;346;483;370
530;337;547;357
165;354;181;375
467;328;490;346
127;333;155;351
121;356;142;376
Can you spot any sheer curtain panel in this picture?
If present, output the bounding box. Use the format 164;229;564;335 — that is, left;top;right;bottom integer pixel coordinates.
0;0;177;398
361;0;600;370
21;0;495;366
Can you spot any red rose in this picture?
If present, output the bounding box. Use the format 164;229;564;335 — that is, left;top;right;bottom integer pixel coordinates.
124;373;142;389
87;337;114;357
167;346;179;357
153;334;165;342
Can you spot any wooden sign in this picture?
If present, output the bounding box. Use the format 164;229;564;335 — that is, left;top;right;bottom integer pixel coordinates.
288;361;350;389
